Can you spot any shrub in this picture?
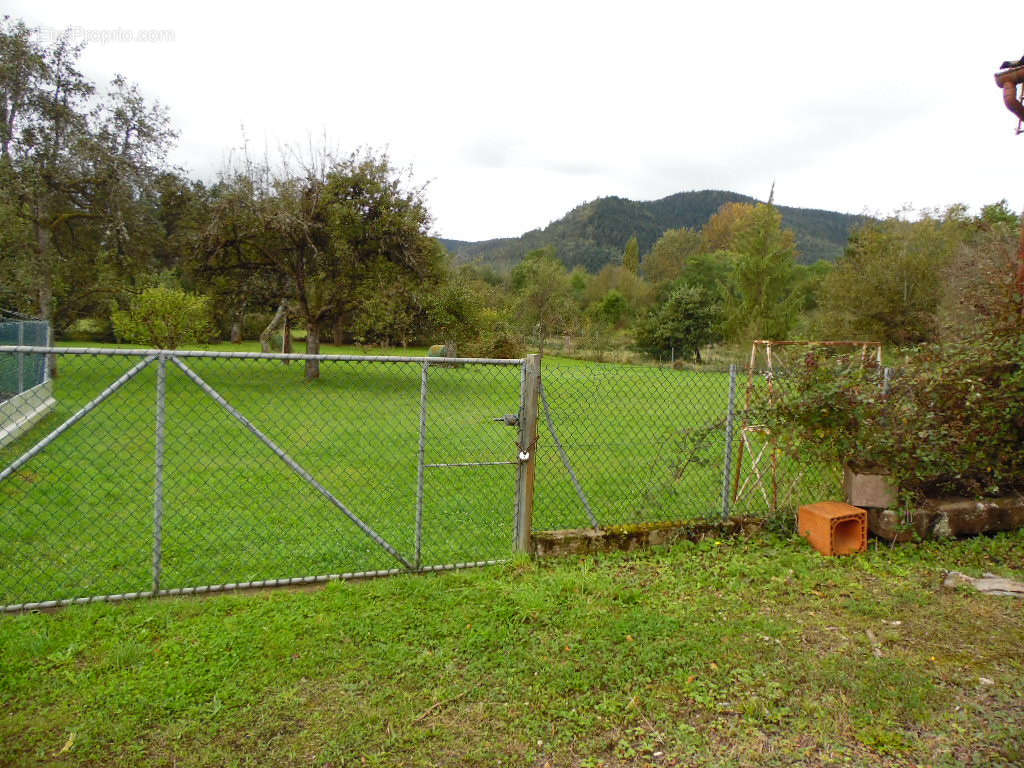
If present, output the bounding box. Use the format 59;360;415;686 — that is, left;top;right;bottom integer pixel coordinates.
241;312;276;341
63;317;113;342
760;332;1024;501
111;287;215;349
461;321;524;359
632;285;719;362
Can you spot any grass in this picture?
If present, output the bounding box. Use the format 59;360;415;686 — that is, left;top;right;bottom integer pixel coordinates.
1;531;1022;766
0;341;833;609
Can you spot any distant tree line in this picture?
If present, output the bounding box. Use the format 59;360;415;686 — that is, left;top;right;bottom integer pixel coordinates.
1;17;1020;377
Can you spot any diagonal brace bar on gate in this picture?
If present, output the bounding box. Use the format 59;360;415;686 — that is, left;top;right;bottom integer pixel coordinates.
171;357;415;571
0;356;156;485
539;381;599;530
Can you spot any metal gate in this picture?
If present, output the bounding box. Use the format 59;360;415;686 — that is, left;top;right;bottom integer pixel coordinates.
0;347;526;611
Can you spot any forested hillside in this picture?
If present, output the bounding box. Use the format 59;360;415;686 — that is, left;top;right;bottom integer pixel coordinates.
440;190;868;271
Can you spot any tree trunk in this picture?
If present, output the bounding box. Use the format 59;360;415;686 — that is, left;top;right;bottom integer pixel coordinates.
332;315;345;346
305;322;321;380
35;226;58;378
282;316;292;365
230;320;243;344
260;302;288;353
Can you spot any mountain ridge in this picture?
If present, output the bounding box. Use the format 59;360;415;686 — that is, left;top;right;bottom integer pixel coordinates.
438;189;868;272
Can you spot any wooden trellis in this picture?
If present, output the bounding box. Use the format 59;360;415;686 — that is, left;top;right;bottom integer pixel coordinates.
732;340;882;515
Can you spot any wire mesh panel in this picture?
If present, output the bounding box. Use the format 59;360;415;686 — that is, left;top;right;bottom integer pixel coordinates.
0;352;157;606
0;348;522;610
418;362;522;565
535;361;737;530
0;321;48;399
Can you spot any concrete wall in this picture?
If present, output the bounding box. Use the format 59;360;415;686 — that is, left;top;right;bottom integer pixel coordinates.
0;381;56;449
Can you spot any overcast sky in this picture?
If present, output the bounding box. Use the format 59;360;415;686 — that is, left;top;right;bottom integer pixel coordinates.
10;1;1024;241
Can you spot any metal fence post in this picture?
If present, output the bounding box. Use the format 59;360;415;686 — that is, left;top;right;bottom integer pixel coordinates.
415;361;429;569
16;322;24;394
43;323;53;383
720;364;738;520
515;353;541;553
152;354;167;593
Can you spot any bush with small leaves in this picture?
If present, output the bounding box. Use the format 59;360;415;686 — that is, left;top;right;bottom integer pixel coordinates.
111;287;214;349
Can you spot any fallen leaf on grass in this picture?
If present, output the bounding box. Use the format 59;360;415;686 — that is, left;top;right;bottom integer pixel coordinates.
55;732;75;755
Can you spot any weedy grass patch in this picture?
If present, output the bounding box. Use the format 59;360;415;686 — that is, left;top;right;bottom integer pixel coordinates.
1;531;1022;767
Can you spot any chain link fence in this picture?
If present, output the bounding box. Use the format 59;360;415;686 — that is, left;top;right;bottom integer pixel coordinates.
535;361;738;530
534;351;851;532
0;348;523;610
0;320;49;400
0;344;852;611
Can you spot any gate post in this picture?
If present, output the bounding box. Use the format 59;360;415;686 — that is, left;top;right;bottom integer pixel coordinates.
16;322;24;394
720;363;738;520
515;354;541;553
152;353;167;593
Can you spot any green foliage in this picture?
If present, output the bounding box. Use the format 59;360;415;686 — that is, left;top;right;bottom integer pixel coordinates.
569;265;590;303
200;146;438;374
720;204;801;342
0;19;176;335
814;213;959;345
64;317;113;342
633;286;719;361
460;310;525;358
764;216;1024;500
510;246;578;349
622;234;639;273
642;227;701;285
590;289;630;329
673;249;734;297
978;199;1019;228
761;332;1024;501
426;268;483;345
111;287;213;349
885;334;1024;498
937;214;1022;340
700;202;756;253
348;259;422;347
790;259;832;312
584;263;655;319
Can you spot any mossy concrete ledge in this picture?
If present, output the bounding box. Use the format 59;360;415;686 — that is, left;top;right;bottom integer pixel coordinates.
868;494;1024;542
530;518;764;557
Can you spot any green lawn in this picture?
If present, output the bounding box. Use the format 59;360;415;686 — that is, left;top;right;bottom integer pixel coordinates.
0;343;837;609
1;532;1021;766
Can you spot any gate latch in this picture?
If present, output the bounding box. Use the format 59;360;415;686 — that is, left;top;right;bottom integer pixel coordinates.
494;414;519;427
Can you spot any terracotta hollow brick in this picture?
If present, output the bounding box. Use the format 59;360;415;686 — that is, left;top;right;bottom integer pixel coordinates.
798;502;867;556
